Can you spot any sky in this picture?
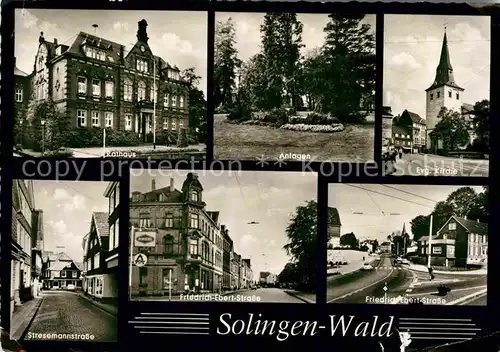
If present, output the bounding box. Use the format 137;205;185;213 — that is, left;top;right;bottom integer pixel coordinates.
215;13;376;63
384;15;490;118
328;184;484;243
31;180;109;263
14;9;208;97
131;170;317;278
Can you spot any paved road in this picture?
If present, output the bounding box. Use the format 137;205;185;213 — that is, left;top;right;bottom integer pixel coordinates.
22;291;117;342
391;153;489;177
225;287;306;303
327;254;486;306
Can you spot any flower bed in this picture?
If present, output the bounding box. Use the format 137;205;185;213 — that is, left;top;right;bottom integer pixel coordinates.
280;123;345;133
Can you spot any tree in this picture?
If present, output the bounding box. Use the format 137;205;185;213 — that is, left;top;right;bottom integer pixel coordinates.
181;68;206;143
433;107;470;152
278;262;298;284
214;18;241;111
471;99;489;152
239;54;269;111
283;200;317;291
309;14;376;121
340;232;357;248
372;239;379;252
28;99;71;152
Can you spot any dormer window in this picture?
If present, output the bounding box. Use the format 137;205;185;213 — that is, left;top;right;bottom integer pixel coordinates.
190;191;199;202
84;46;105;61
448;222;456;230
136;58;148;73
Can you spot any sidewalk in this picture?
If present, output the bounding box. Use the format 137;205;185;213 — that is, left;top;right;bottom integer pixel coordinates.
75;291;117;316
408;263;487;276
284;290;316;303
131;289;252;301
11;296;44;340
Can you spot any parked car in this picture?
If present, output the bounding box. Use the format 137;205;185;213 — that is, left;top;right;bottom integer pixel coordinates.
362;263;374;271
1;327;25;352
400;258;410;265
66;284;76;291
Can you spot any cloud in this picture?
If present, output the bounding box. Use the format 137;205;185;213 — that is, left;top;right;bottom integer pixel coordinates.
389;52;421;70
46;220;67;234
113;21;129;33
53;188;86;212
239;234;261;254
161;33;196;55
19;9;38;29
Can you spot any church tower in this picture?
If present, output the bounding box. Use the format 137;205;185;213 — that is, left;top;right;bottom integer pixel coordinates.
425;29;464;147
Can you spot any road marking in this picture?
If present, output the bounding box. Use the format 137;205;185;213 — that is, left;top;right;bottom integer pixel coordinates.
412;279;461;287
405;285;487;299
328;267;394;303
445;286;487;305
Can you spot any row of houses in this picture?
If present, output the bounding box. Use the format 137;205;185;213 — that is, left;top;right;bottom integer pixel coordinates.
129;173;254;297
10;180;121;323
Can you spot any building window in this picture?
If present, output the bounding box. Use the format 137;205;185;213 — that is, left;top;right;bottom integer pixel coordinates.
448;222;456;230
124;79;133;101
139;217;151;228
179;122;184;129
139;267;147;285
448;91;452;98
138;81;146;101
437;91;440;98
78;77;87;94
171;120;176;131
190;191;199;202
136;58;148;72
172;95;177;107
72;271;77;278
190;213;199;229
105;81;114;99
165;215;174;228
456;93;459;100
92;79;101;97
125;114;132;131
150;83;157;102
105;112;113;128
91;111;100;127
163;120;168;130
164;235;174;254
93;253;100;269
163;94;170;107
162;268;174;289
61;271;66;278
179;96;184;108
77;110;87;127
15;89;23;102
189;239;198;256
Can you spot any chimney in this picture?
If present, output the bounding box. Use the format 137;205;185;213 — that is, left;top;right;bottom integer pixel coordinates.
137;19;149;43
151;179;156;191
170;178;174;192
221;224;226;232
54;38;58;45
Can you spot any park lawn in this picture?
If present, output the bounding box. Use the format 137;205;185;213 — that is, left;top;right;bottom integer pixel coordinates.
214;114;375;162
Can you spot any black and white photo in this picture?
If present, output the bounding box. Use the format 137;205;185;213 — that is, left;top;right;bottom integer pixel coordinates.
129;170;317;303
214;13;376;163
13;10;207;159
10;180;119;342
327;184;488;306
383;15;490;177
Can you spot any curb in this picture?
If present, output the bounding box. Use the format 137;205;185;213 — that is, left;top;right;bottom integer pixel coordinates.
284;290;315;304
77;292;117;317
447;288;487;306
17;297;44;340
408;265;486;276
327;258;379;281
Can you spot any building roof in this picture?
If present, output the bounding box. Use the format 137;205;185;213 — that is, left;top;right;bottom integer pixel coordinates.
133;186;183;203
50;261;73;271
402;110;426;125
454;217;488;236
426;31;464;91
260;272;271;278
461;103;475;115
328;207;341;226
93;212;110;238
68;32;123;64
14;66;29;77
74;262;84;271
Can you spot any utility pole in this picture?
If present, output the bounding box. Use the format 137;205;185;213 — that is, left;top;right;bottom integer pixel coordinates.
427;215;433;268
153;59;157;149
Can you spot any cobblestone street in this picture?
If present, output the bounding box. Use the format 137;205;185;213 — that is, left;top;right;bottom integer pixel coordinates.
22;291;117;342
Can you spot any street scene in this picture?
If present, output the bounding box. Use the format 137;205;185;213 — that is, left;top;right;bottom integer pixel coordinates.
10;180;119;342
129;170;317;303
14;10;207;159
327;184;488;306
214;13;375;162
382;15;490;177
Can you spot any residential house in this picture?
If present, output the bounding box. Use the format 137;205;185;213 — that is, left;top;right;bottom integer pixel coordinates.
232;253;242;290
394;110;427;153
84;212;117;302
30;210;44;297
392;125;412;152
417;215;488;268
81;232;90;292
259;272;277;286
221;225;233;291
327;207;341;249
378;242;391;253
42;252;82;289
242;259;252;288
104;181;120;299
15;19;190;144
382;106;394;147
129;174;225;296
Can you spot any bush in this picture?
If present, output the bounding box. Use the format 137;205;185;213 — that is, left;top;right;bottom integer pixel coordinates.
43;148;74;157
107;130;141;147
280;123;344;133
65;128;103;148
305;112;339;125
228;103;252;122
263;107;291;126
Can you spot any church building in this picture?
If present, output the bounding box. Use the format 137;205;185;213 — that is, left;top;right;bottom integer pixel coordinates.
424;29;476;151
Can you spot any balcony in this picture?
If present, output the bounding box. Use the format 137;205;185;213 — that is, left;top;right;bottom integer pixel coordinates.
137;100;154;109
185;253;202;264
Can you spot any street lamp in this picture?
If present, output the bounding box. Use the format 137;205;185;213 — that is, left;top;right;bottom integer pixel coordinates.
40;119;46;154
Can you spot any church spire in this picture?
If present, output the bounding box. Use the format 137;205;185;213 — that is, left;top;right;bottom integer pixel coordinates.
426;29;463;91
